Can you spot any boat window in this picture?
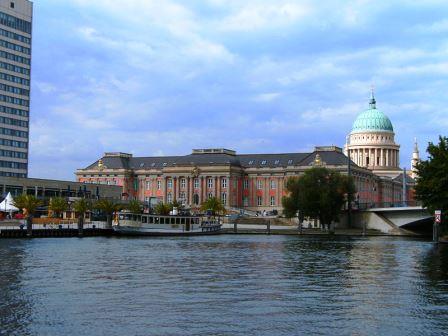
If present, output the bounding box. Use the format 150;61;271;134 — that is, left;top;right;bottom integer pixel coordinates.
125;214;132;220
159;217;164;224
181;218;185;225
154;217;159;224
175;217;179;225
119;214;125;220
142;216;147;223
148;216;153;224
137;215;141;222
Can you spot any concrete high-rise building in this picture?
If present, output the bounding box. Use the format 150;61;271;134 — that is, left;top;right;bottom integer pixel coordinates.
0;0;32;178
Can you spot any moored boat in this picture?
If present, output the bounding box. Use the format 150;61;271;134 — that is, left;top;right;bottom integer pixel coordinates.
112;212;222;236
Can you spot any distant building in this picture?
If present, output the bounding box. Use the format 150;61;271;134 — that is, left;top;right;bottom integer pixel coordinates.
0;0;33;178
0;176;122;200
76;94;415;212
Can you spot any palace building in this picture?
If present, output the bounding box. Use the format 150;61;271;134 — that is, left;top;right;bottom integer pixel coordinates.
76;94;415;211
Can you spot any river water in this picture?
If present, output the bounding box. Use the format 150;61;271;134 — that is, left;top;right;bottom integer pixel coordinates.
0;236;447;336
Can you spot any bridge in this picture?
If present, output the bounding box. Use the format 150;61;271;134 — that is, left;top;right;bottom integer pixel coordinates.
352;204;433;235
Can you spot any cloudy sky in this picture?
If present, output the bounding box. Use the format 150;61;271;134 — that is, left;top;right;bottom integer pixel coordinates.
29;0;448;180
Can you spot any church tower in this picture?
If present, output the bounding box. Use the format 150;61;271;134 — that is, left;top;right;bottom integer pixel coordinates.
410;138;420;179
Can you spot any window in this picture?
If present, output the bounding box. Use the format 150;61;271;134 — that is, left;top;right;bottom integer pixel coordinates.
157;180;161;190
208;192;213;199
163;162;167;166
274;160;280;165
221;192;227;205
167;179;173;189
207;178;213;188
193;194;199;205
180;178;186;189
243;196;249;207
243;179;249;189
257;196;263;206
261;160;267;165
144;197;150;203
270;196;275;206
167;193;173;203
146;181;151;190
257;180;263;189
179;192;186;202
270;179;276;189
221;178;227;189
248;160;254;165
194;178;199;189
288;159;293;165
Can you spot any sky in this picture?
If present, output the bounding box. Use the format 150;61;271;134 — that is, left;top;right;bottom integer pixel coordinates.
28;0;448;180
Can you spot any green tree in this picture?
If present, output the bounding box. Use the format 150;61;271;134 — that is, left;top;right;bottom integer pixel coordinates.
95;199;122;229
200;197;226;216
282;167;355;232
12;194;42;237
126;199;142;214
154;202;171;215
73;198;91;236
415;136;448;236
48;197;68;218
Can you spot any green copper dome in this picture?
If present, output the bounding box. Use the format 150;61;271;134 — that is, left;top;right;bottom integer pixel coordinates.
351;94;394;133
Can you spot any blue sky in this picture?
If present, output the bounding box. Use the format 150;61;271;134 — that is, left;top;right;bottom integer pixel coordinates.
29;0;448;180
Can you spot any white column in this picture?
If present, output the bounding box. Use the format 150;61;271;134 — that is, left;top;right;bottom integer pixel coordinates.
380;149;384;167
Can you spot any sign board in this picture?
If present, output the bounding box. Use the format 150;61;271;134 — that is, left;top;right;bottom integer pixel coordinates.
435;210;442;224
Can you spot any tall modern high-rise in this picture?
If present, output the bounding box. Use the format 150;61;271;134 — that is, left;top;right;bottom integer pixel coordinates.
0;0;32;178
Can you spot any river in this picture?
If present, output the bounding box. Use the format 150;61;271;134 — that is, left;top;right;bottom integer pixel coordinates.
1;236;447;336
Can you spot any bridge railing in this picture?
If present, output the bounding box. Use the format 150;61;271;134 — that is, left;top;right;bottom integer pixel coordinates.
354;201;422;210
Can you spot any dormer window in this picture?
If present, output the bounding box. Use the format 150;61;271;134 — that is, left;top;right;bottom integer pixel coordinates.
274;160;280;165
288;159;293;165
261;160;267;165
139;163;145;168
151;163;156;167
248;160;254;165
163;163;167;166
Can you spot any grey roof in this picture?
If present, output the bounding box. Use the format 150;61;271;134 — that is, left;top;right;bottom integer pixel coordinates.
83;149;354;170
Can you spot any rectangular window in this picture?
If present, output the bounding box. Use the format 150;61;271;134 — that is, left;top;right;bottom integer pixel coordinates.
221;178;227;189
167;193;173;203
243;179;249;189
257;196;263;206
180;178;186;189
243;196;249;207
221;192;227;205
270;180;276;189
146;181;151;190
167;179;173;189
157;180;161;190
270;196;275;206
257;180;263;190
208;192;213;199
208;178;213;188
194;178;199;189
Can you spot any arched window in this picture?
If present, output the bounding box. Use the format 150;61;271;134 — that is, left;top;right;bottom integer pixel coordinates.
193;194;199;205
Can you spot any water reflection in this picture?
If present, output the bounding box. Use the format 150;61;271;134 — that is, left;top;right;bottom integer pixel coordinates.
0;236;447;336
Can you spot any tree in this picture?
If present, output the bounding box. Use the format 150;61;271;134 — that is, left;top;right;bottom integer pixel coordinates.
200;197;226;216
282;167;355;232
153;202;171;215
48;197;68;218
73;198;91;236
126;200;142;214
415;136;448;235
95;199;122;229
12;194;42;237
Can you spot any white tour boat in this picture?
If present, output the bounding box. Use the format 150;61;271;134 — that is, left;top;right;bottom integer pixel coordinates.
112;212;222;236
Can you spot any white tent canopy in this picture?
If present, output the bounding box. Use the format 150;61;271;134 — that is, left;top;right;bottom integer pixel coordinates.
0;192;19;212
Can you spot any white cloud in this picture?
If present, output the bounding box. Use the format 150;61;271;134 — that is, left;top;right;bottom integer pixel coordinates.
218;3;311;32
